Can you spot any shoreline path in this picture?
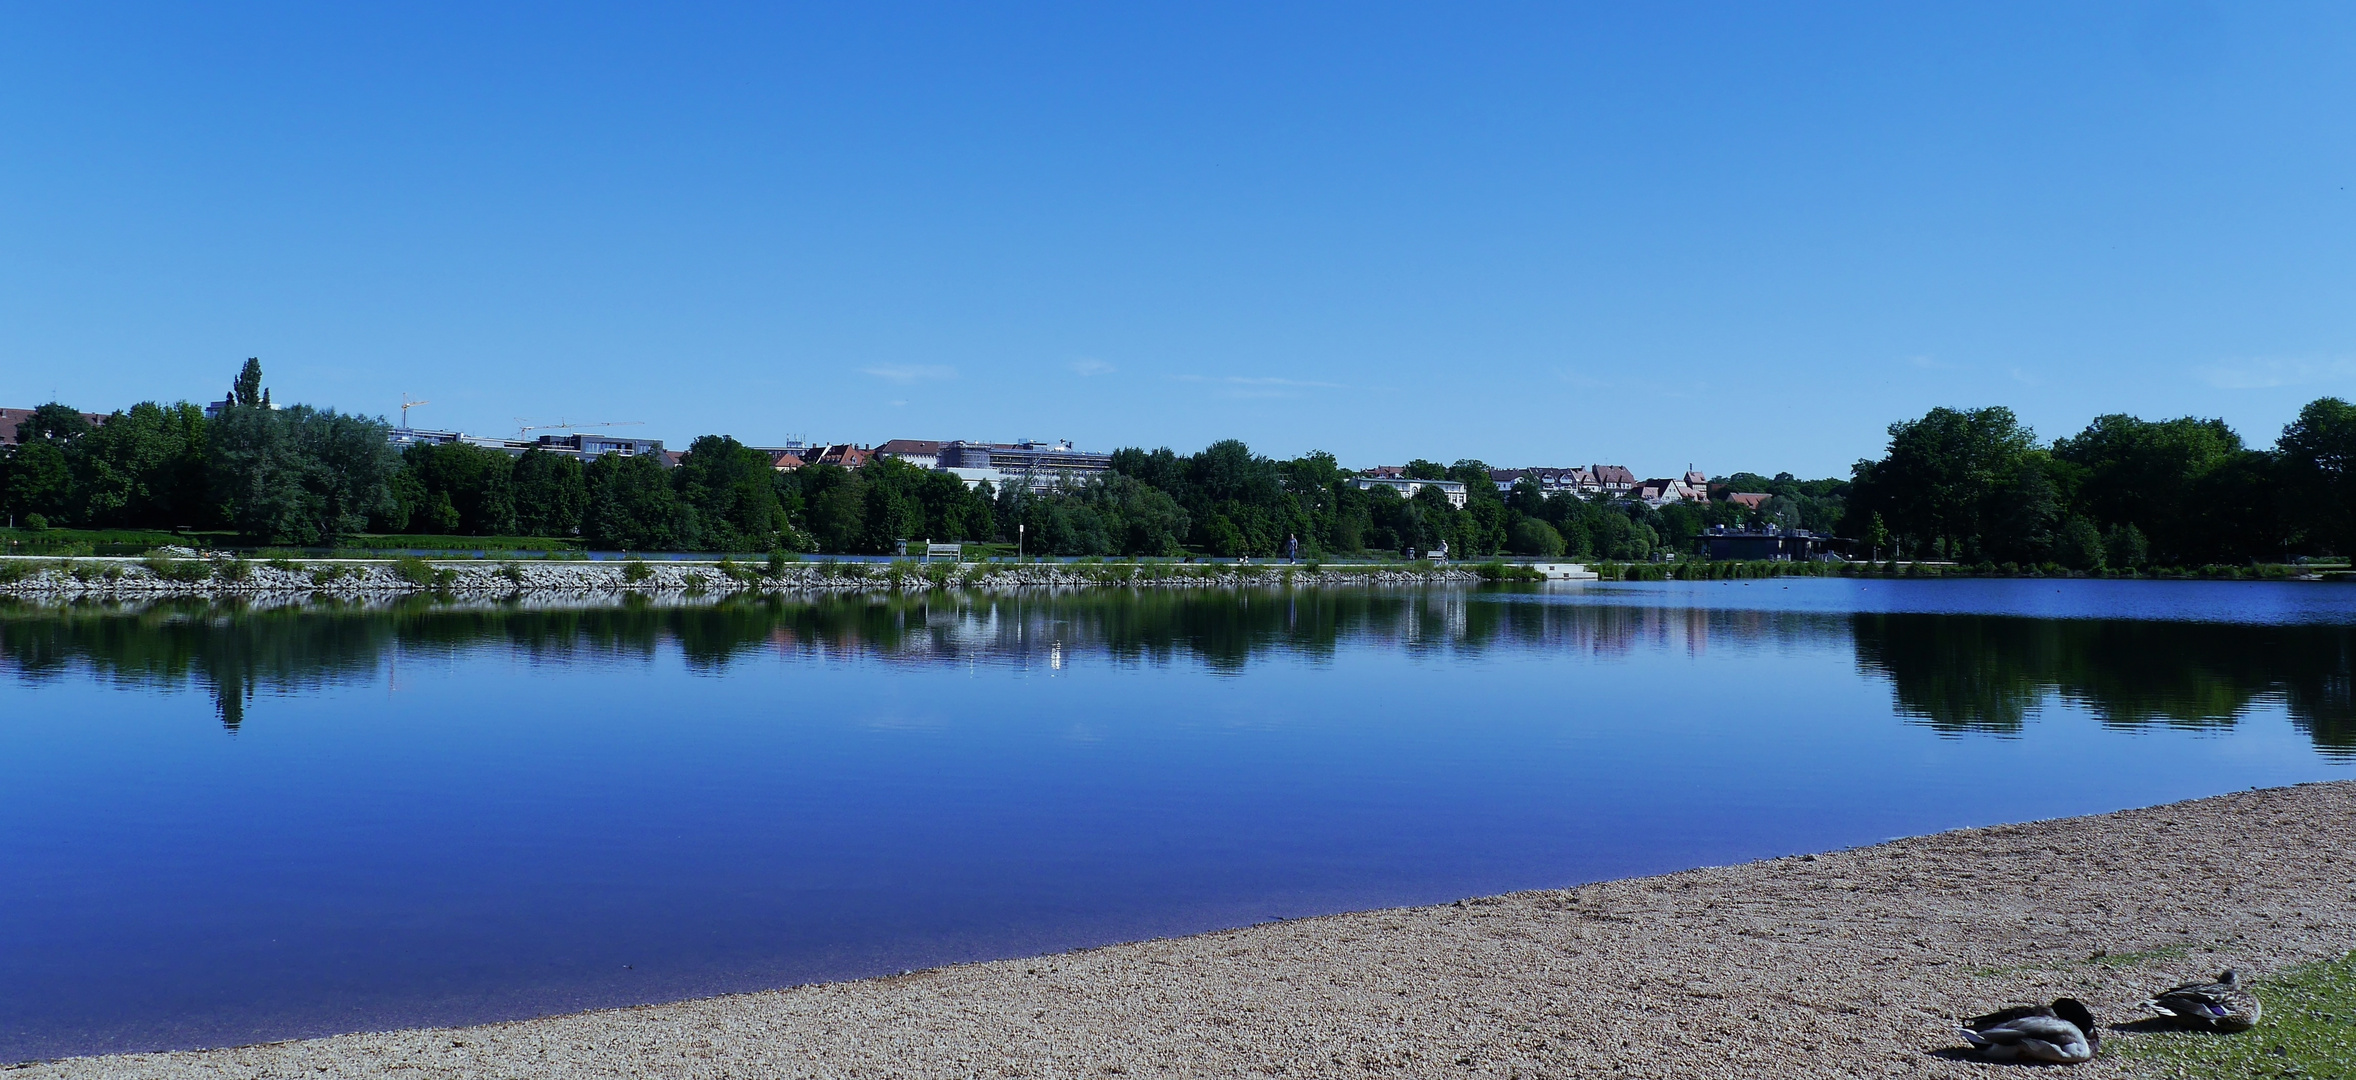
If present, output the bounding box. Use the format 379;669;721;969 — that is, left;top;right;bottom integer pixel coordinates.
26;781;2356;1079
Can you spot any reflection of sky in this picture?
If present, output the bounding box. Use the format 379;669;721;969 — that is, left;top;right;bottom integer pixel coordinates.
1540;577;2356;625
1;584;2350;1063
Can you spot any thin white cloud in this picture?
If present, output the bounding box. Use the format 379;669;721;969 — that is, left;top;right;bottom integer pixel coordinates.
1068;358;1115;377
862;364;956;384
2198;356;2356;390
2008;367;2044;387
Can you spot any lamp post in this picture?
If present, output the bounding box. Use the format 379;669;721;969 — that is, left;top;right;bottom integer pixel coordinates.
1018;522;1024;563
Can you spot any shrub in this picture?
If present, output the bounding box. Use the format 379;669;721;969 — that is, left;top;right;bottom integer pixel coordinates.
620;558;653;584
0;561;30;584
392;556;456;588
498;563;526;584
142;555;213;583
214;557;252;584
681;572;708;595
310;565;349;587
22;513;47;531
267;557;301;573
765;550;797;578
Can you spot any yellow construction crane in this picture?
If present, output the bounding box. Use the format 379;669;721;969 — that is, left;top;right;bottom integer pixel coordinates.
399;395;429;428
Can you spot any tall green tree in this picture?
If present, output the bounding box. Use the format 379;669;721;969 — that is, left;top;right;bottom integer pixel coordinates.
2278;397;2356;556
673;435;789;550
1846;406;2039;558
395;442;518;536
583;452;686;550
208;403;399;544
511;448;588;537
69;401;210;528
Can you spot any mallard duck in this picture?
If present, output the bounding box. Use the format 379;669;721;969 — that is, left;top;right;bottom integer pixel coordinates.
2142;969;2261;1032
1957;997;2100;1064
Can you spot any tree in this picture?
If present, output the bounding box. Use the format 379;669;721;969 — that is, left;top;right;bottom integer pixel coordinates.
2056;516;2107;572
2;440;74;523
69;402;210;528
1508;518;1565;557
208;403;399;544
1845;406;2039;556
797;463;867;553
2054;414;2243;563
511;448;588;537
227;358;268;408
583;453;686;550
2278;397;2356;555
673;435;789;550
395;442;517;536
2104;523;2148;568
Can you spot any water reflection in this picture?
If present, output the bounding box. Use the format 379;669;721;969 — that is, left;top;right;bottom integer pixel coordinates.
1855;613;2356;754
3;588;2352;756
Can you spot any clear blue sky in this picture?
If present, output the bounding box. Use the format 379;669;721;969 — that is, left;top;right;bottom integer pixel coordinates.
4;3;2351;478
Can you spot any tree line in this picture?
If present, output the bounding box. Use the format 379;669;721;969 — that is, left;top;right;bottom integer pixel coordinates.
1841;401;2356;570
4;360;2352;564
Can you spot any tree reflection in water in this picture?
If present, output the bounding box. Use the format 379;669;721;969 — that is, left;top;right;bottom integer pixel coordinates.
1852;613;2355;757
1;591;2349;758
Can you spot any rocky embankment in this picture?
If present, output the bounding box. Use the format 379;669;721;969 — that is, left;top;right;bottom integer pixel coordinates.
0;553;1484;600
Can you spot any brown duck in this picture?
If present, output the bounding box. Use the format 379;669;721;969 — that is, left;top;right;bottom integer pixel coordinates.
2141;969;2261;1032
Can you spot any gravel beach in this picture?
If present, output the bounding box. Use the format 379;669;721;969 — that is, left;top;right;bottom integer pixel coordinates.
22;781;2355;1079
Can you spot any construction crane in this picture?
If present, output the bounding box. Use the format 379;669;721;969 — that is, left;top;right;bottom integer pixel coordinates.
399;395;429;428
515;418;647;439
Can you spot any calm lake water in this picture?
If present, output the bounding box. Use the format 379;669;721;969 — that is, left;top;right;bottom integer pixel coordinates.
3;579;2351;1061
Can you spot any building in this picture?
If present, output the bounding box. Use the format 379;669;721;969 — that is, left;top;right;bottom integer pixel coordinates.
0;407;112;447
874;439;947;469
385;427;668;463
811;443;874;469
1725;491;1773;511
1490;466;1594;495
1588;465;1638;495
1361;465;1408;479
1630;477;1708;507
931;440;1114;492
749;441;820;471
1349;476;1468;509
1702;524;1843;562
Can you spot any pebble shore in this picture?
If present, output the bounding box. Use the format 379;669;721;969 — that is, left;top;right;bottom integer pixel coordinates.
19;781;2354;1079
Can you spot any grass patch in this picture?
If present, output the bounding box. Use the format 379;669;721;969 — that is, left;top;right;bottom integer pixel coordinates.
2112;950;2356;1077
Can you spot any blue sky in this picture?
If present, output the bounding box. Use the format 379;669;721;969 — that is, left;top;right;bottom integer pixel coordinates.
3;3;2351;477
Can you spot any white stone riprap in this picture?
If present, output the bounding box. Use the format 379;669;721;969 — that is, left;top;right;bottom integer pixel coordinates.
0;556;1485;601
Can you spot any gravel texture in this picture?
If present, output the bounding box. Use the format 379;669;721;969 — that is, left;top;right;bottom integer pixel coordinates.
20;781;2355;1079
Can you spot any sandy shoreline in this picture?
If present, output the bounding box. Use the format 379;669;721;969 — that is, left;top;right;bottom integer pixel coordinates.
22;781;2356;1078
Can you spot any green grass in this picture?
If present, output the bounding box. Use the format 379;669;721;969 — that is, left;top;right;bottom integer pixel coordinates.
2114;950;2356;1078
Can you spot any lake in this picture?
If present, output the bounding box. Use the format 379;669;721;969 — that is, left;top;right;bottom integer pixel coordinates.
3;578;2350;1062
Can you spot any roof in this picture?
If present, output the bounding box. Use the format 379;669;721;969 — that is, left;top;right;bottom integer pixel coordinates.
875;439;945;457
1727;491;1772;510
0;407;112;446
1590;464;1637;484
769;451;806;471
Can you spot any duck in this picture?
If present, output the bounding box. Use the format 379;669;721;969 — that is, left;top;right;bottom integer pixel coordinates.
2141;969;2262;1032
1957;997;2100;1064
